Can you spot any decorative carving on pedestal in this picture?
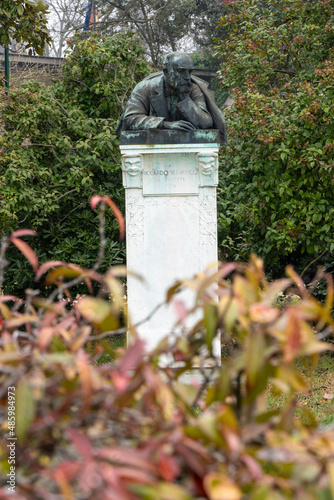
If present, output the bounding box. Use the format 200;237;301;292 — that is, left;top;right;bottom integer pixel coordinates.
122;154;142;188
126;192;144;246
145;196;198;210
199;189;217;247
197;153;218;187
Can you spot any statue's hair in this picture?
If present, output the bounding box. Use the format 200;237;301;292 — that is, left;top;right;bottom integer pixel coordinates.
162;52;193;71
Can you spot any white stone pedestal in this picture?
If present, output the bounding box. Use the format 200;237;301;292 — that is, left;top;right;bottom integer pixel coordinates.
120;130;220;361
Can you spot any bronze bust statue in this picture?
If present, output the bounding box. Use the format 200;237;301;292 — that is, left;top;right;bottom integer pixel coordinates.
116;52;227;144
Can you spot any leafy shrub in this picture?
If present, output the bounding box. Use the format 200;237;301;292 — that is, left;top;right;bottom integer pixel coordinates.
216;0;334;279
0;33;151;296
1;198;334;499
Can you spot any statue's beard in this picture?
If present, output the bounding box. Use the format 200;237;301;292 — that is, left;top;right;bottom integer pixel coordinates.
165;75;192;94
179;82;192;92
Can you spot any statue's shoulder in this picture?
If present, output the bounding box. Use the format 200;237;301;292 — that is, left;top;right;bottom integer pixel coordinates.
133;72;163;93
191;75;210;88
144;71;163;81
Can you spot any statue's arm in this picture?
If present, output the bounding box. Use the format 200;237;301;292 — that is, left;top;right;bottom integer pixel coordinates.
176;84;213;129
122;91;165;130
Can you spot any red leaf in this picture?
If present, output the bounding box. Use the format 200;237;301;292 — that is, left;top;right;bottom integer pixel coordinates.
79;461;103;492
90;195;125;241
240;453;262;480
158;452;180;481
36;260;65;281
67;428;92;460
112;372;130;393
84;276;93;294
104;196;125;241
284;309;302;363
218;262;237;278
118;340;145;374
97;447;157;474
10;237;38;272
76;350;93;414
90;195;103;210
49;461;81;481
11;229;37;238
175;443;206;478
285;266;307;298
0;296;17;302
174;299;187;322
99;464;133;499
116;466;155;484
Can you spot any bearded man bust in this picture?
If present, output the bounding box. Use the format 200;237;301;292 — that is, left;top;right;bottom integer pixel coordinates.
116;52;227;145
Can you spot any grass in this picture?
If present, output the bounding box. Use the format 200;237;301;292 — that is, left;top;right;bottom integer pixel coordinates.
87;334;126;365
266;351;334;426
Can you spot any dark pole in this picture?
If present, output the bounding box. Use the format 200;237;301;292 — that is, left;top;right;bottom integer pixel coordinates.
4;44;9;94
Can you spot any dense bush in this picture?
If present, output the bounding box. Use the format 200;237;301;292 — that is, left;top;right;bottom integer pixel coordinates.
1;199;334;499
0;33;151;296
216;0;334;281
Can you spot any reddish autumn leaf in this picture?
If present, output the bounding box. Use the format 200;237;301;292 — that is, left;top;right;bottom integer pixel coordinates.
0;296;17;302
90;195;125;240
217;262;237;279
222;429;241;453
116;466;156;484
76;350;93;413
35;260;64;281
48;461;81;481
240;453;262;480
97;447;157;474
284;309;303;363
53;469;75;500
79;461;103;492
99;463;133;499
174;299;188;322
67;428;93;460
38;326;57;350
10;237;38;272
112;371;130;393
175;443;207;478
118;339;145;374
84;276;93;294
11;229;37;238
285;266;307;298
90;195;104;210
6;314;39;328
158;452;180;481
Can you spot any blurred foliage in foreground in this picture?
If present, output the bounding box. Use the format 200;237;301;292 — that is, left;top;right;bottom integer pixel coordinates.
1;197;334;499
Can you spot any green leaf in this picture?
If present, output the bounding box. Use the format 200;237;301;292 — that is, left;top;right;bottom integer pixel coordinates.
204;302;218;351
16;379;35;442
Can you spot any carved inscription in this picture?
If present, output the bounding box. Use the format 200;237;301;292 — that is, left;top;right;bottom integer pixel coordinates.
143;153;199;196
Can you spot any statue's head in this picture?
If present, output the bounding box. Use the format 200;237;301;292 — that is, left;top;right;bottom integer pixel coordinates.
163;52;194;94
